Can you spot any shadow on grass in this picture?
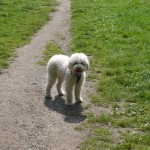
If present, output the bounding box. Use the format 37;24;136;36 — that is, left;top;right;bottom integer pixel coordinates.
44;96;87;124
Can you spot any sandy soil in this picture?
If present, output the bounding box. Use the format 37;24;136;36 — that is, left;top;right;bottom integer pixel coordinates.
0;0;90;149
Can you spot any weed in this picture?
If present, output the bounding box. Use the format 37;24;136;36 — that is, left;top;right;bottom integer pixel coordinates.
38;41;64;65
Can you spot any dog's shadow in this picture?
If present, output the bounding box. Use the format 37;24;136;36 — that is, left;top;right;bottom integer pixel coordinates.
44;96;87;124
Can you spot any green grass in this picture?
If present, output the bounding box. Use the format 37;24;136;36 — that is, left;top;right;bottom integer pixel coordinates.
81;128;113;150
0;0;56;69
1;0;149;149
71;0;150;149
81;111;150;149
71;0;150;102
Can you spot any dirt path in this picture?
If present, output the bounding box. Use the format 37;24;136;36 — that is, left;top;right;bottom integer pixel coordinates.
0;0;89;149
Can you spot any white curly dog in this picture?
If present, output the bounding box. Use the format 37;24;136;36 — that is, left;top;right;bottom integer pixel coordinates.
45;53;89;106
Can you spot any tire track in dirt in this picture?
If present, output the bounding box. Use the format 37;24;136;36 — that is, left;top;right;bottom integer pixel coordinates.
0;0;88;149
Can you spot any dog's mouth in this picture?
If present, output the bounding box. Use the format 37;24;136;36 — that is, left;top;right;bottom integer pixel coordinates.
74;69;82;76
75;68;82;73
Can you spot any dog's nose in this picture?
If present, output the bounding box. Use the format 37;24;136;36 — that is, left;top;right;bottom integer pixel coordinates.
76;65;81;69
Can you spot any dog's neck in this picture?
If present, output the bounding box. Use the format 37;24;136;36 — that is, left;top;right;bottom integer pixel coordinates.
70;71;82;83
76;74;82;83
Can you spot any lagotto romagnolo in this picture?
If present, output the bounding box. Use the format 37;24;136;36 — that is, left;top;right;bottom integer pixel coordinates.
45;53;90;106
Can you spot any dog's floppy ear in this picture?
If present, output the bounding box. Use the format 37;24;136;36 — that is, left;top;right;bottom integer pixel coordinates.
68;60;72;70
86;60;90;70
84;54;90;70
80;53;90;71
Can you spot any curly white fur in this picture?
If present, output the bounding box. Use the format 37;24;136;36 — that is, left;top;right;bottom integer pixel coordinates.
45;53;89;106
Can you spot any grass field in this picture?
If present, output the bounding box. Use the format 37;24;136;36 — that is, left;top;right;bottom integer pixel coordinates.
0;0;56;70
71;0;150;149
1;0;150;149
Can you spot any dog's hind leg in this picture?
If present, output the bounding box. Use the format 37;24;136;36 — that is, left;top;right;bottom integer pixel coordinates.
45;73;56;99
57;76;65;96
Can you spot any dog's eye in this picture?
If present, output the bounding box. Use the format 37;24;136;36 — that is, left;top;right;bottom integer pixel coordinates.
80;62;84;65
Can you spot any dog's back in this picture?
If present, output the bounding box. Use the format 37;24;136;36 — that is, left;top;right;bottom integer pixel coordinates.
47;54;69;76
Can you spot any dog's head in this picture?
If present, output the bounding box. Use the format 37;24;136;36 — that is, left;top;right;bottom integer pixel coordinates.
68;53;89;75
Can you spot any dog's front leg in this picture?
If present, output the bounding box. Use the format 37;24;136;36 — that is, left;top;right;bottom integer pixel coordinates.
75;78;85;103
65;79;74;106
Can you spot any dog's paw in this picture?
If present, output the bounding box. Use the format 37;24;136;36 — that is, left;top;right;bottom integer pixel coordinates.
76;101;83;104
58;89;65;96
76;98;83;103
